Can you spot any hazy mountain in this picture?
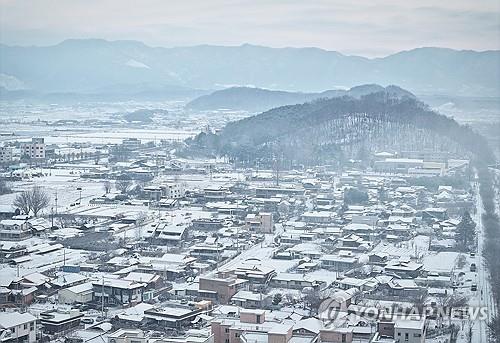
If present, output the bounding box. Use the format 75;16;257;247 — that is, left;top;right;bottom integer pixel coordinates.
1;39;498;97
186;84;415;112
187;88;319;112
121;109;169;123
0;84;207;102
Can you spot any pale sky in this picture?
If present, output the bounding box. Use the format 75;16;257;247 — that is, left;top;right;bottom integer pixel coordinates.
1;0;499;56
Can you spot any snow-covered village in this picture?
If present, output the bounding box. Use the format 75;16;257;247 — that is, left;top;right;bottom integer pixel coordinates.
1;2;500;342
0;95;499;343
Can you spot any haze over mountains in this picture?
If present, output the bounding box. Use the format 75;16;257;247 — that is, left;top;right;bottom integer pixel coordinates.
1;39;499;99
187;84;415;112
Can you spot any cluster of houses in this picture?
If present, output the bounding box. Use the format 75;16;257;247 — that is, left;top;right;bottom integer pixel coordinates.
0;144;476;343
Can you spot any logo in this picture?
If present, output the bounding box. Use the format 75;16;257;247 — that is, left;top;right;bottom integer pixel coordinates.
318;294;345;323
316;298;490;323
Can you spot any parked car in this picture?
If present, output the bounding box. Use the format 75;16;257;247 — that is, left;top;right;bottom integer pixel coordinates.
81;318;94;324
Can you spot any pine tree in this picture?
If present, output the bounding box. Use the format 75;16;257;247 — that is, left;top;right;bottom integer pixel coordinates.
456;211;476;252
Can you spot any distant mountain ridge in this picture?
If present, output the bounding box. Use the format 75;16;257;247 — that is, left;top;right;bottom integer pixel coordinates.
0;85;207;102
187;84;416;112
1;39;498;97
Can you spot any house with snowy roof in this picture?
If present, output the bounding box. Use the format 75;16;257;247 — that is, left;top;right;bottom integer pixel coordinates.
0;312;38;342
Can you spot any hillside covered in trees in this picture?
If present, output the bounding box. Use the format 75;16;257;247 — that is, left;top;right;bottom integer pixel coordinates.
185;88;495;166
186;84;415;112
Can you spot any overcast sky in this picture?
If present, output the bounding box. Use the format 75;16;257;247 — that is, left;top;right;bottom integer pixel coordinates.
1;0;499;57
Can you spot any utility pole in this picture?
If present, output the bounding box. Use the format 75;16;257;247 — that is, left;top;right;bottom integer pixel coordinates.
275;158;279;186
237;226;240;252
101;276;105;316
54;190;58;228
236;199;241;252
54;190;58;216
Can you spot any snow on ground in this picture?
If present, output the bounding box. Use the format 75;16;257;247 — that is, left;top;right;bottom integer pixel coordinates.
170;172;247;190
42;128;196;144
422;252;459;274
0;168;106;213
371;235;430;259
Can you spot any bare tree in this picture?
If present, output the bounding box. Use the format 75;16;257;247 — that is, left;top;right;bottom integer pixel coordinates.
13;190;31;215
302;287;323;316
437;293;468;326
116;180;131;193
12;186;50;217
103;180;112;194
29;186;50;217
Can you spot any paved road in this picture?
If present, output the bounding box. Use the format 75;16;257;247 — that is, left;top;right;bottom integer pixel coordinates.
471;180;496;343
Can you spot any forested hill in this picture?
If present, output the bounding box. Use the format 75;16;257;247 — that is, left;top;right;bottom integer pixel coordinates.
186;84;416;112
186;90;494;165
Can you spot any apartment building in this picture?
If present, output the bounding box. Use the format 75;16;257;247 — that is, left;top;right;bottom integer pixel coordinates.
0;145;14;163
22;138;45;160
245;212;274;233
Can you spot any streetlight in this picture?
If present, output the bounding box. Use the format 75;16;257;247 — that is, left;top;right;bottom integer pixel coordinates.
76;187;82;204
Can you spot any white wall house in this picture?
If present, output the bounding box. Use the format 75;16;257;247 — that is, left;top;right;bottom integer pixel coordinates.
58;282;94;304
394;318;425;343
0;312;38;343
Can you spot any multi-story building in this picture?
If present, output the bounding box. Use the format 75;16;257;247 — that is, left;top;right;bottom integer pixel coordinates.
199;275;247;304
162;182;185;199
0;312;38;343
22;138;45;160
211;310;316;343
39;310;83;334
394;318;426;343
0;145;14;163
122;138;141;151
92;278;145;307
245;212;274;233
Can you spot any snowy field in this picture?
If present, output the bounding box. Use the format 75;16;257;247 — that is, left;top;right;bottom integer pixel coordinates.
0;100;252;146
0;168;106;213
